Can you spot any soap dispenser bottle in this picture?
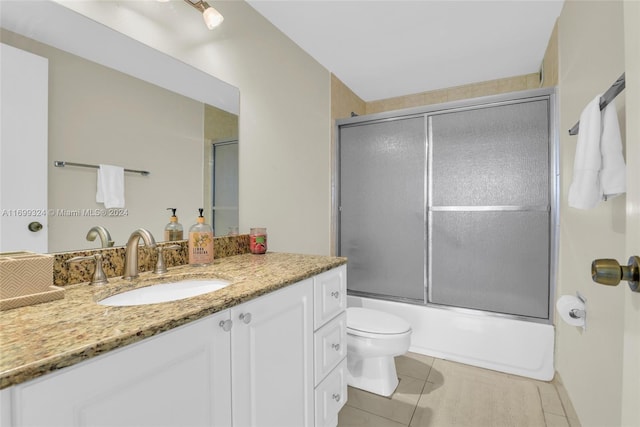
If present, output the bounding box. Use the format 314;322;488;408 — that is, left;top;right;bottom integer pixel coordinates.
188;208;214;266
164;208;184;241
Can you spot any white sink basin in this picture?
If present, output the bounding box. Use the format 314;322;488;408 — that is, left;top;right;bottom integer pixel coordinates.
98;279;230;306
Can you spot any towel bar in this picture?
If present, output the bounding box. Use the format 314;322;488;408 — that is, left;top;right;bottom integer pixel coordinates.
568;73;625;136
54;161;150;176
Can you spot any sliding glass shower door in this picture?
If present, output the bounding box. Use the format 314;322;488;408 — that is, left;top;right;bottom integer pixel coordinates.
338;89;555;321
428;100;551;319
339;116;426;302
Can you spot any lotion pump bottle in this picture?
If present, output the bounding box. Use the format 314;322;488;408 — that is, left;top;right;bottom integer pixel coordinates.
188;208;214;266
164;208;184;241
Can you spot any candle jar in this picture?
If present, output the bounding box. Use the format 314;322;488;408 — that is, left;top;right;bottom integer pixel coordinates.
249;228;267;254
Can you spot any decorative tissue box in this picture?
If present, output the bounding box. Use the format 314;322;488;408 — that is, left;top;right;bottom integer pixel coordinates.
0;251;64;310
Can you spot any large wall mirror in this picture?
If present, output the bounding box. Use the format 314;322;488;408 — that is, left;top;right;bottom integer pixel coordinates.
0;1;239;253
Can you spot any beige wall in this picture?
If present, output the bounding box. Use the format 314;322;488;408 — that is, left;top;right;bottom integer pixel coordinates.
177;2;333;255
331;74;366;120
556;1;627;425
1;29;203;252
541;21;559;88
364;73;541;115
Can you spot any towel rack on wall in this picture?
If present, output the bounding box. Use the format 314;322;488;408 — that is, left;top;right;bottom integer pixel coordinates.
568;73;625;136
53;161;150;176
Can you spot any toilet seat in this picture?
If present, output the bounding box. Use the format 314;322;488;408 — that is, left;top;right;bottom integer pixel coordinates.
347;307;411;336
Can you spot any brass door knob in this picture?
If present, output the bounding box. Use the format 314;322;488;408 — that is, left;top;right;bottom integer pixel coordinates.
591;256;640;292
28;221;43;232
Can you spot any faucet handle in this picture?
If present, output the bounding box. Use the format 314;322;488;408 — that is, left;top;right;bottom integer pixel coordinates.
153;245;181;274
67;253;108;285
86;226;114;248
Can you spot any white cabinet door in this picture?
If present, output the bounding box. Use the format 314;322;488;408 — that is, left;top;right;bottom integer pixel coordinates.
0;43;48;253
231;280;314;427
10;310;231;427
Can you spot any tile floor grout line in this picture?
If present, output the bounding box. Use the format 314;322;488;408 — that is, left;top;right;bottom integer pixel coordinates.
344;401;412;426
551;381;574;424
535;382;552;427
406;373;430;427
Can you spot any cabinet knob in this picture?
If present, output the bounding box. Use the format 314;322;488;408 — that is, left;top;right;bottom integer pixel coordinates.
330;291;340;299
331;343;340;351
239;312;252;324
332;393;341;402
218;319;233;332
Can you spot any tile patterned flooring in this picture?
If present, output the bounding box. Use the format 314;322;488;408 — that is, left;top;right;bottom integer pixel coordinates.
338;352;581;427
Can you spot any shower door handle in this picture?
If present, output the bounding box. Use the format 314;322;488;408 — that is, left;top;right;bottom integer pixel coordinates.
591;256;640;292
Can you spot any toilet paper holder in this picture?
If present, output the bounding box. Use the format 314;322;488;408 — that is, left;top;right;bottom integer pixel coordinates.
574;293;587;331
569;308;585;320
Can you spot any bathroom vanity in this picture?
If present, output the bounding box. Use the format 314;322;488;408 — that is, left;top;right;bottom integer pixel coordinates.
0;253;347;427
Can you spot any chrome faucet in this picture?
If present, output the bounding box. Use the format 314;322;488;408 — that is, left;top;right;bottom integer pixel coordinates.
86;226;114;248
123;228;156;280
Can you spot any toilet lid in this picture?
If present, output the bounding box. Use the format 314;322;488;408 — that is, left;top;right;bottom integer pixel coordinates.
347;307;411;335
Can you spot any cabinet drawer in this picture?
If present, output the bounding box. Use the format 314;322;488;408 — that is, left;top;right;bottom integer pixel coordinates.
314;359;347;427
314;265;346;329
314;312;346;385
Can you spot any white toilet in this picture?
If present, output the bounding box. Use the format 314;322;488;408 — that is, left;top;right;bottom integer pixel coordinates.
346;307;412;397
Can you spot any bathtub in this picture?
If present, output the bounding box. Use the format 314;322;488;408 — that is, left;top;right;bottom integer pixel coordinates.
348;295;555;381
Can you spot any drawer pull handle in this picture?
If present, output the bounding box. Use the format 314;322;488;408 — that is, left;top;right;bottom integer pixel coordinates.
332;393;341;402
331;343;340;351
330;291;340;299
239;313;252;324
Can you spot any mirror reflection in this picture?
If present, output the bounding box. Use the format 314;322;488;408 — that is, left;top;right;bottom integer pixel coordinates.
0;25;239;253
204;106;239;236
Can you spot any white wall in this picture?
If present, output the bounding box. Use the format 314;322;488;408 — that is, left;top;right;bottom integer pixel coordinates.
556;1;627;425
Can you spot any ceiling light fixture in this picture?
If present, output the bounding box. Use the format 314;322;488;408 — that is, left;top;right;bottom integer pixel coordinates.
183;0;223;30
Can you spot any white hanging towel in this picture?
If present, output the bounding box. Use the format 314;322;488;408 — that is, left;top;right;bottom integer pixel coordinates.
599;99;626;199
96;164;125;208
568;95;603;209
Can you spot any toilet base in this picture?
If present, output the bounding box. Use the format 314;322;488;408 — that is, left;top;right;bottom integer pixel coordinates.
346;354;399;397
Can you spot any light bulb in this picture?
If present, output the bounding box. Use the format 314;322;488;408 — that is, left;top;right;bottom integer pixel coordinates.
202;6;223;29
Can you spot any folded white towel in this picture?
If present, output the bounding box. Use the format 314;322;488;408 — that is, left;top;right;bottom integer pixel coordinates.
599;100;626;199
568;95;603;209
96;164;125;208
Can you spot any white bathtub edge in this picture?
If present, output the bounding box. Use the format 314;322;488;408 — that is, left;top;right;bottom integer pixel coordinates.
348;296;555;381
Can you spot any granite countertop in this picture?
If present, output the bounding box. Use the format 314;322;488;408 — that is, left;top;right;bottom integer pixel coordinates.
0;252;346;389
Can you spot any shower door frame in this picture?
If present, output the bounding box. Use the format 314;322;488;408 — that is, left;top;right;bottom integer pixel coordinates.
335;87;559;324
